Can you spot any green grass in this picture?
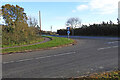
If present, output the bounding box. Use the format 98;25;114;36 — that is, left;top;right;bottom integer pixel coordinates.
2;37;44;48
2;36;74;54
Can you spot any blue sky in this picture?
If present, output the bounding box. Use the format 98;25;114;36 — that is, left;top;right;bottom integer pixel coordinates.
0;0;119;32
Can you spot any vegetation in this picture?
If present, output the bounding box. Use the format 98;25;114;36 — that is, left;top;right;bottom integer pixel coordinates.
58;19;120;37
1;4;73;54
28;16;38;27
70;71;120;80
2;36;44;48
86;71;120;79
2;36;74;54
1;4;41;46
2;4;27;26
66;17;81;36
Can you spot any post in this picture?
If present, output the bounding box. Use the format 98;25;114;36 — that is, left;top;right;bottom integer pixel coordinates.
72;29;74;36
67;27;70;40
68;33;69;40
39;11;41;36
72;25;74;36
51;25;52;32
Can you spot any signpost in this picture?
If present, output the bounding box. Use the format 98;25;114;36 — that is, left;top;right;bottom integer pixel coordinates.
67;27;70;30
67;27;70;40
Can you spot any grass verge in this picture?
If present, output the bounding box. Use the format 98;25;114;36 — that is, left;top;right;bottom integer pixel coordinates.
2;37;44;48
2;36;74;54
70;71;119;80
86;71;120;79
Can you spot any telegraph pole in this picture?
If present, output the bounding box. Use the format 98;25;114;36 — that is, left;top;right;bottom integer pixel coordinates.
51;25;52;32
39;11;41;36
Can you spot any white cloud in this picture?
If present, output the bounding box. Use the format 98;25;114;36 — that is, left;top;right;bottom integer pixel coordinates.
74;0;119;14
76;5;88;11
89;0;118;14
72;10;76;13
90;0;117;9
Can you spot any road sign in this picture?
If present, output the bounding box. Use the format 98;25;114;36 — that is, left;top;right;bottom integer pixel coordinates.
67;27;70;30
67;31;70;34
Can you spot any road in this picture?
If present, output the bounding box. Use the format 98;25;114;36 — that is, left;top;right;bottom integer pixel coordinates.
2;38;118;78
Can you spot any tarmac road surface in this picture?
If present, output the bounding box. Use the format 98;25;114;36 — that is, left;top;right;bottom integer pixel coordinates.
2;37;118;78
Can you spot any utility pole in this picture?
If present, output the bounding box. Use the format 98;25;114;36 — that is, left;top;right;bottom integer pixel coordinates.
51;25;52;32
39;11;41;36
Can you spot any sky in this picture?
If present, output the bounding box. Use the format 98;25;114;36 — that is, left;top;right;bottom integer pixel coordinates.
0;0;119;32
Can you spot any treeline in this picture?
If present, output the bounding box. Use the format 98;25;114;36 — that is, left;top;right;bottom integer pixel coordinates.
57;21;120;37
1;4;41;45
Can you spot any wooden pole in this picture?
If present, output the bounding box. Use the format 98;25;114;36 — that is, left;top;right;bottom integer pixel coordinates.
51;25;52;32
39;11;41;36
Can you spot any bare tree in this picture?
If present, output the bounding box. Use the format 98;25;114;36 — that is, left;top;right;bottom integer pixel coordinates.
33;18;38;27
28;16;38;27
117;18;120;25
0;9;2;17
66;17;81;35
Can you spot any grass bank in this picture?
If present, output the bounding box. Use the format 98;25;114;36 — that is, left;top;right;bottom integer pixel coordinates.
86;71;119;79
2;37;44;48
2;36;74;54
70;71;119;80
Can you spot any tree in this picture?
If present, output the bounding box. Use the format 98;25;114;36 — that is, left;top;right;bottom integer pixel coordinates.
109;20;113;25
66;17;81;35
102;21;106;25
0;9;2;17
1;4;27;26
0;9;2;23
28;16;38;27
117;18;120;25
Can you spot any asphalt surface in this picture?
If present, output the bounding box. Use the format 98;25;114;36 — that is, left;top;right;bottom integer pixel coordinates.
2;38;118;78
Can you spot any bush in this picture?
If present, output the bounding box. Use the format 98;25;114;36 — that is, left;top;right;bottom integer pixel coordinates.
2;22;40;46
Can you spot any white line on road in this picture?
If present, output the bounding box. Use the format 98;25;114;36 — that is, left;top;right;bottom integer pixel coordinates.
112;46;118;48
99;66;104;69
3;52;76;64
97;46;118;50
106;41;118;44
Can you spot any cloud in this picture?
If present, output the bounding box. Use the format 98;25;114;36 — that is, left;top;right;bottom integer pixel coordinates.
76;5;88;11
73;0;119;14
72;10;76;13
89;0;118;14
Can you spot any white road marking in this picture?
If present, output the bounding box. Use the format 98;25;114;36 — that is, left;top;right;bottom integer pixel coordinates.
112;46;118;48
98;46;118;50
3;52;76;64
98;47;111;50
106;41;118;44
3;62;10;64
90;68;93;71
77;71;80;73
99;66;104;69
3;61;15;64
15;58;34;62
